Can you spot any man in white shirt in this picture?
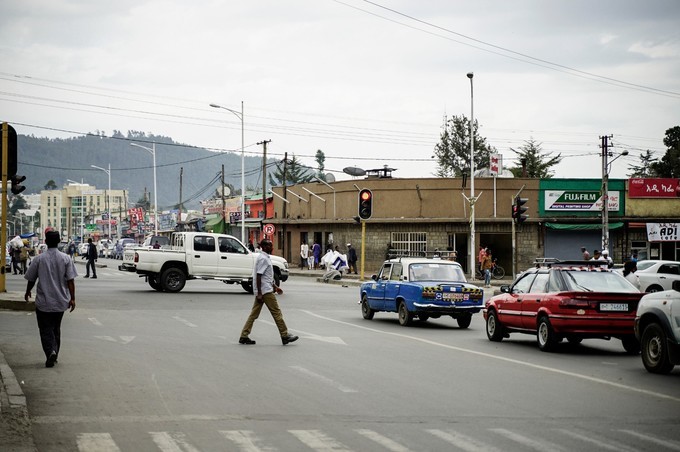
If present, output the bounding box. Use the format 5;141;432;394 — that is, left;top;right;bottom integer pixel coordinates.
239;239;299;346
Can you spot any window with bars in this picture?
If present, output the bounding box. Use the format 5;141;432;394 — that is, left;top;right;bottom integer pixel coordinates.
390;232;427;256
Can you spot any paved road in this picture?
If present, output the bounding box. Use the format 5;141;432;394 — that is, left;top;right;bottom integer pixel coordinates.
1;262;679;451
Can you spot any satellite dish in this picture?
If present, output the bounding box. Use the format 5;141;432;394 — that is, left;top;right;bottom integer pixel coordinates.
325;173;336;183
343;166;366;177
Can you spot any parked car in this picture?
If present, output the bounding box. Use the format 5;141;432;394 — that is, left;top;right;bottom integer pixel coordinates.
634;260;680;293
635;280;680;374
359;257;484;328
484;260;644;353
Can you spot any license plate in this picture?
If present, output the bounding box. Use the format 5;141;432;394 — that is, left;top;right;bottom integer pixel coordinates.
600;303;628;312
442;293;466;301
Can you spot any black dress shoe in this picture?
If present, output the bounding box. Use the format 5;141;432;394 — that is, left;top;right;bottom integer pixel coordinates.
281;334;299;345
45;351;57;368
239;337;256;345
91;276;97;279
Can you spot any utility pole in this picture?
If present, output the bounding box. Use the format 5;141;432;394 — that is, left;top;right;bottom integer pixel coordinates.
601;135;611;252
221;164;226;230
257;140;271;222
179;167;183;223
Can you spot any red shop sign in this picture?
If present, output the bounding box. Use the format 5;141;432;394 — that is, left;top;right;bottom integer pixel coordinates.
629;178;680;198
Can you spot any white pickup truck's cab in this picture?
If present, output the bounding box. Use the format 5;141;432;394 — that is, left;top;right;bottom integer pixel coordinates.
132;232;288;293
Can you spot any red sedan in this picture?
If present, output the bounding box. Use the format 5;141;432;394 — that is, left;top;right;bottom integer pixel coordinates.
484;261;644;353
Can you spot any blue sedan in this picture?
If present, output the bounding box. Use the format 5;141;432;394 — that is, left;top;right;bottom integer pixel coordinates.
360;257;484;327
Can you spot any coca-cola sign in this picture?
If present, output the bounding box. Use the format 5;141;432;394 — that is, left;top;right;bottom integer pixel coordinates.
629;178;680;198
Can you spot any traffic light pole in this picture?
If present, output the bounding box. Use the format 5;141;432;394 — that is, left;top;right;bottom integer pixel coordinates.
1;123;9;291
360;219;366;281
512;185;526;280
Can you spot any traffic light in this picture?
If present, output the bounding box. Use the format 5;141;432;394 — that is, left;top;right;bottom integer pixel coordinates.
512;196;528;224
358;189;373;220
11;175;26;195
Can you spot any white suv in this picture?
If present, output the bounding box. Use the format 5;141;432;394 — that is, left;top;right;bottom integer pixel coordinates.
635;280;680;374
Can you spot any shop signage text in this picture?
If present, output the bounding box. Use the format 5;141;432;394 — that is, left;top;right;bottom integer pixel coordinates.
545;190;620;212
647;223;680;242
629;178;680;198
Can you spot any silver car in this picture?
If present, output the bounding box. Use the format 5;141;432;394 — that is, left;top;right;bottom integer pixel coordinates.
635;260;680;293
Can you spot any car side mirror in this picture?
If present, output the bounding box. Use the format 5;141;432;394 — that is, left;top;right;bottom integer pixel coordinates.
371;274;378;281
500;285;511;293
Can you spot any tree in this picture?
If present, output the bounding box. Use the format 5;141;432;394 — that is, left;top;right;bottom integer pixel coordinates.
315;149;326;181
44;180;57;190
650;126;680;177
268;154;314;187
433;115;493;177
509;138;562;178
627;150;658;177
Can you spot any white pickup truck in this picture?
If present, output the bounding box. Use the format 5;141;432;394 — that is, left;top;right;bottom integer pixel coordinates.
132;232;289;293
119;236;169;272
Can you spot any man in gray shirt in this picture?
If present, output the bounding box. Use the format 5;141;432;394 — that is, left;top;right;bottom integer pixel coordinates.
24;230;77;368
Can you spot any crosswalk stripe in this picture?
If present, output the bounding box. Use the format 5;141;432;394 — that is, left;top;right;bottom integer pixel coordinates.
77;433;121;452
220;430;279;452
619;429;680;451
150;431;201;452
289;429;352;451
556;428;637;452
426;429;500;452
355;429;411;452
490;428;564;452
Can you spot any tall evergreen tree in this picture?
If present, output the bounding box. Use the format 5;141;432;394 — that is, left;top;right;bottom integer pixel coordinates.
649;126;680;177
315;149;326;181
627;150;658;177
268;154;314;187
433;114;493;177
509;138;562;178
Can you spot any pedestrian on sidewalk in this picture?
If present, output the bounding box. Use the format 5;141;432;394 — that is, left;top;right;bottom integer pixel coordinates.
84;238;98;279
300;241;309;269
24;230;77;368
347;243;358;274
239;239;298;346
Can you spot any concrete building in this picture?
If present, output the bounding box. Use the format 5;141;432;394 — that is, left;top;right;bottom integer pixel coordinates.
40;182;128;241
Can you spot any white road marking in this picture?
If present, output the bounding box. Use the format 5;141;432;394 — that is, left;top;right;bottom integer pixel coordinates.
619;429;680;451
490;428;564;452
288;429;352;451
355;429;412;452
88;317;102;326
301;310;680;404
94;336;135;344
150;431;201;452
220;430;279;452
77;432;121;452
172;316;197;328
259;319;346;344
556;428;637;452
289;366;358;393
426;429;500;452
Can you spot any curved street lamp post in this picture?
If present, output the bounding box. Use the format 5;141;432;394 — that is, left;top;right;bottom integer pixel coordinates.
91;164;112;241
130;143;158;236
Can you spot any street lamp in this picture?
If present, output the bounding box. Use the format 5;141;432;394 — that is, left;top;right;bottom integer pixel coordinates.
601;143;628;252
130;142;158;236
210;101;245;241
91;164;112;241
467;72;476;278
67;179;86;241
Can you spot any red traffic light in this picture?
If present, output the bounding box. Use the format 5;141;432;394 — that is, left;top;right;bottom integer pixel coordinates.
358;188;373;220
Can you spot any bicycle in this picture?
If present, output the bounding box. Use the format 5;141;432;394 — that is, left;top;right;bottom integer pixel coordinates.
476;259;505;280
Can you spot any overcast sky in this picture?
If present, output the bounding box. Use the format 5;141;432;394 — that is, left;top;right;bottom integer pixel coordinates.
1;0;679;185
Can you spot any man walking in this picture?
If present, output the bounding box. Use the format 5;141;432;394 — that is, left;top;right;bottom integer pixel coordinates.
239;239;298;346
84;238;97;278
347;243;358;274
24;230;77;368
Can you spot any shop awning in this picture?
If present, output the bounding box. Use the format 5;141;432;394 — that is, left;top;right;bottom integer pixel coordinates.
544;222;624;230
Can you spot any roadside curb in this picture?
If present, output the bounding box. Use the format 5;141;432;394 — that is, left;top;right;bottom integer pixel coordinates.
0;349;36;451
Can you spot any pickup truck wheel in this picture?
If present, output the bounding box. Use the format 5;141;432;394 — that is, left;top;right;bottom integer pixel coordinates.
148;275;163;292
361;295;375;320
641;323;674;374
241;281;254;294
397;301;413;326
456;313;472;329
161;268;186;293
